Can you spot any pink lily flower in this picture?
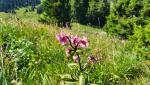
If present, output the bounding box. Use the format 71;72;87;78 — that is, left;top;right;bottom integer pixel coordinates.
56;32;68;45
79;37;89;48
71;35;81;46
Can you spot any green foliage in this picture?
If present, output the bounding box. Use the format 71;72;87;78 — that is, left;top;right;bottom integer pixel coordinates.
104;0;150;60
0;23;68;84
0;10;150;84
105;0;150;38
40;0;71;27
129;24;150;59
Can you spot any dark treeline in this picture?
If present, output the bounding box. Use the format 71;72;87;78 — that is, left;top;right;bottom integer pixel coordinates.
0;0;41;12
39;0;110;28
73;0;110;27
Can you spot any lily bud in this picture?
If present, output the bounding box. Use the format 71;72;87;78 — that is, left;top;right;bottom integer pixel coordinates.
65;48;72;57
73;55;79;63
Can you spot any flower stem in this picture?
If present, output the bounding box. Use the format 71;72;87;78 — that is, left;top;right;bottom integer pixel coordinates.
76;52;83;72
67;37;75;49
67;37;83;72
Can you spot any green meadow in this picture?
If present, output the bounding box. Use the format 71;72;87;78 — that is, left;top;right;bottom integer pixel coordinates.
0;7;150;85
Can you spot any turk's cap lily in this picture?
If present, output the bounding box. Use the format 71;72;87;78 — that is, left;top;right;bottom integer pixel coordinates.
56;32;89;48
71;36;89;48
71;35;81;46
56;32;68;45
79;37;89;48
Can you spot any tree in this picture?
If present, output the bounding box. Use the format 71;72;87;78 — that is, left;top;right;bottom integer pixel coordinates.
73;0;109;27
87;0;110;27
104;0;150;38
40;0;71;28
74;0;89;24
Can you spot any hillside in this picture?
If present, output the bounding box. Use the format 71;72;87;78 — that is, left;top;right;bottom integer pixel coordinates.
0;8;150;85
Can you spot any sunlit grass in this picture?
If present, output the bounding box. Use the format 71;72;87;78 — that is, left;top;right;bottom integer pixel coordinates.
0;9;150;84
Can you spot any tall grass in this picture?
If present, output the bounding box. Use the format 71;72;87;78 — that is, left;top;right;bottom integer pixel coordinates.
0;11;150;84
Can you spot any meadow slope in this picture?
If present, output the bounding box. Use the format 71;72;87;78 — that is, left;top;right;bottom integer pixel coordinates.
0;9;150;85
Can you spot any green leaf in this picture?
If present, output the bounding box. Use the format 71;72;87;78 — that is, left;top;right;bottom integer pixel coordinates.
67;63;78;70
60;74;73;81
79;74;85;85
60;81;78;85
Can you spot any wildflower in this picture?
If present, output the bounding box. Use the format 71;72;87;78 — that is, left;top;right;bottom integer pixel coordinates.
56;32;68;45
71;36;89;48
88;55;96;64
65;48;72;57
79;37;89;48
71;35;81;46
73;55;79;63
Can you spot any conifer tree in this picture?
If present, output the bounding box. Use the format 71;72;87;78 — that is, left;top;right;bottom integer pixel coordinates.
87;0;109;27
74;0;89;24
40;0;71;27
105;0;150;38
